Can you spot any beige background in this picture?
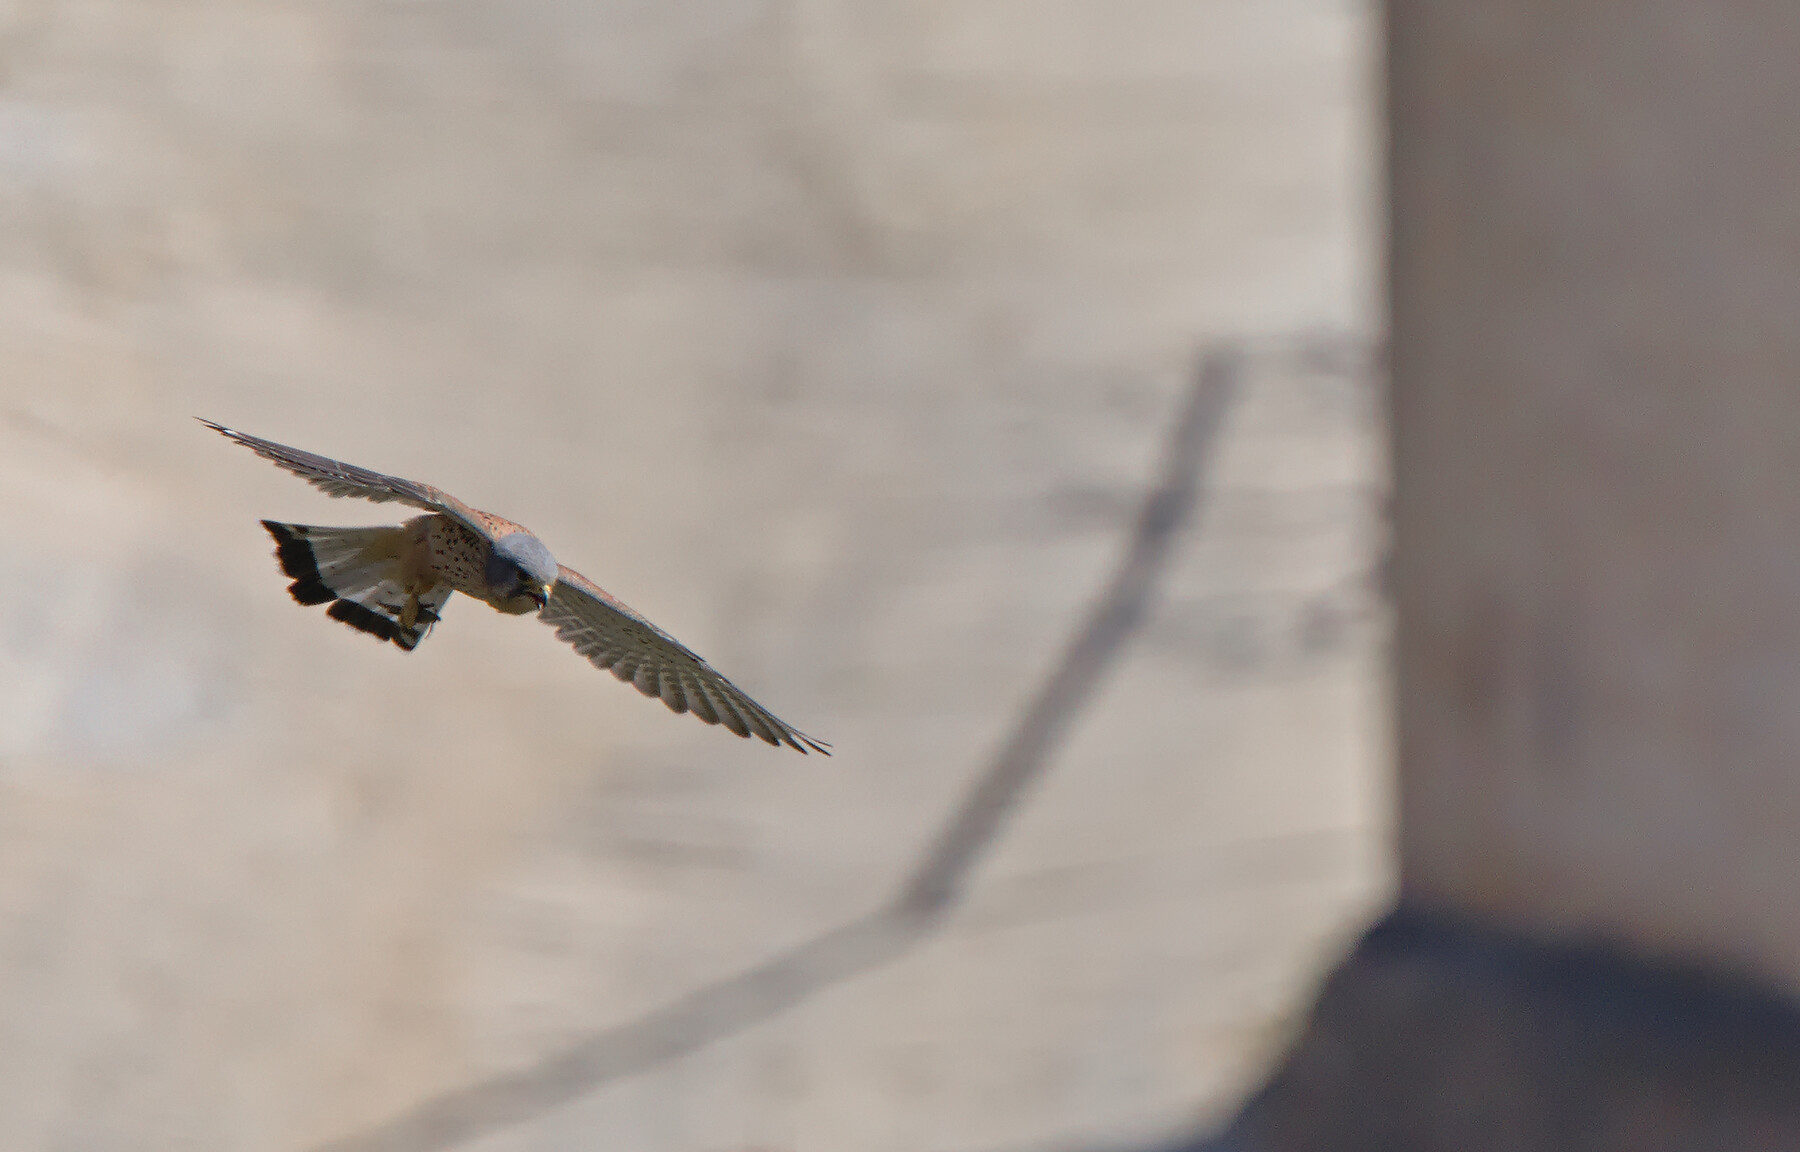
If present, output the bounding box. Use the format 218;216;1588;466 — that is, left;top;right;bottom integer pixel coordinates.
1391;2;1800;995
0;2;1382;1149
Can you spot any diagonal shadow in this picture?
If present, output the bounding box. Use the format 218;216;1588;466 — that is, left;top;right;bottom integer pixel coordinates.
895;344;1241;916
311;343;1247;1152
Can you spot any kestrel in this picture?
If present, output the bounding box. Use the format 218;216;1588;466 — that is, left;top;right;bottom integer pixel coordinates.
202;419;829;754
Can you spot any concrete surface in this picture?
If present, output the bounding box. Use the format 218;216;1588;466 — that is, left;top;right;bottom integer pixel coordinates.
1215;906;1800;1152
1392;0;1800;995
0;2;1381;1149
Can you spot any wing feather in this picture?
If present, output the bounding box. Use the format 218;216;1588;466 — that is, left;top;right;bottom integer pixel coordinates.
200;419;487;533
659;670;689;713
540;566;830;754
710;689;753;739
684;676;721;726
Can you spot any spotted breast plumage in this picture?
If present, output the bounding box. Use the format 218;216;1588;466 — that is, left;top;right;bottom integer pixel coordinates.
202;419;829;754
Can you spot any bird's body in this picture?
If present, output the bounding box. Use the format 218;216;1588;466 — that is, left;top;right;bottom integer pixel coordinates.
416;513;535;610
203;419;828;754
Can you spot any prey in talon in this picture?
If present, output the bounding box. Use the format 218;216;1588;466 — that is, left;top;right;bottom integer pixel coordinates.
201;418;829;754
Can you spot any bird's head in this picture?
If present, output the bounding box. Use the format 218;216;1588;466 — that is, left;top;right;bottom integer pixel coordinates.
486;533;558;613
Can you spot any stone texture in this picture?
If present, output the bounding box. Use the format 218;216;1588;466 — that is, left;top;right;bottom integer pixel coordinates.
0;3;1378;1149
1200;5;1800;1149
1392;0;1800;994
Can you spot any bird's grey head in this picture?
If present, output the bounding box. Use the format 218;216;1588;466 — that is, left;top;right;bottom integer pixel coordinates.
485;533;558;611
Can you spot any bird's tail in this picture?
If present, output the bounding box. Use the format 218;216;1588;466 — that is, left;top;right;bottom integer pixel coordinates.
260;520;450;651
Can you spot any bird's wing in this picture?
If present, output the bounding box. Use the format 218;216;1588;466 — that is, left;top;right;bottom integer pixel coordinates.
201;419;487;532
541;565;830;755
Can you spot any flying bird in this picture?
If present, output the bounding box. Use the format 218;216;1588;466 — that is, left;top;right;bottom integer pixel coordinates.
201;419;829;754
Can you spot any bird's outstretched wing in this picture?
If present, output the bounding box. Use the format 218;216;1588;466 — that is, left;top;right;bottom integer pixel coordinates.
200;419;484;528
541;565;830;754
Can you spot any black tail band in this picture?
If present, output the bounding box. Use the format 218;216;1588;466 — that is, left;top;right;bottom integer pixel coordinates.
262;520;336;605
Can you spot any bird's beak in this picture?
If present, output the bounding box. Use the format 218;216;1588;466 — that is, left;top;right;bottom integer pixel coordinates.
528;583;550;610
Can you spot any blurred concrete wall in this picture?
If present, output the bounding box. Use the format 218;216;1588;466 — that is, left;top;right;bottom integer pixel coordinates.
1210;8;1800;1150
0;3;1379;1149
1392;1;1800;990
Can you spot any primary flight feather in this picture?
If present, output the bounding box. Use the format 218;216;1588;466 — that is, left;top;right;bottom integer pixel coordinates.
202;418;829;754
